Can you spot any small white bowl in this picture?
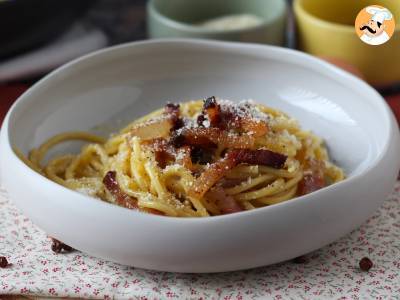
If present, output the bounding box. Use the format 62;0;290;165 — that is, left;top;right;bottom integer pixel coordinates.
1;39;399;273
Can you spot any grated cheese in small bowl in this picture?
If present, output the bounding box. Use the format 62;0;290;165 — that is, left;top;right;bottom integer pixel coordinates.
196;14;264;31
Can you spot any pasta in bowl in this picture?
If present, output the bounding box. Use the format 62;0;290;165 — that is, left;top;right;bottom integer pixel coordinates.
2;39;399;272
26;97;344;217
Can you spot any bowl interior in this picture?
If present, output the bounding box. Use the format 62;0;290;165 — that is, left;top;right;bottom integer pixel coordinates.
7;40;389;178
298;0;400;27
150;0;285;26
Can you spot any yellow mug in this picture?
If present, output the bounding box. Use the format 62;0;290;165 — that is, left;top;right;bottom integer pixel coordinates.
294;0;400;85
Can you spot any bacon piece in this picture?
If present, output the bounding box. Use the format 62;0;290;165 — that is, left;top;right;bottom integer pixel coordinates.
188;153;238;198
190;147;214;164
130;116;173;140
220;177;246;188
197;114;206;127
103;171;138;209
145;138;193;170
130;103;184;140
240;117;268;137
201;97;268;137
176;128;255;149
203;96;221;127
298;159;326;195
164;102;180;114
206;187;243;215
188;149;286;198
175;146;193;169
231;149;287;169
164;102;183;130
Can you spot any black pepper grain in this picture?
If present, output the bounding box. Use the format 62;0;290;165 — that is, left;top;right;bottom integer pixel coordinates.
0;256;8;268
51;238;74;253
293;255;307;264
51;239;63;253
359;257;373;271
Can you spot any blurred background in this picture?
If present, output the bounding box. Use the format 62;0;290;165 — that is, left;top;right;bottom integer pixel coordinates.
0;0;399;122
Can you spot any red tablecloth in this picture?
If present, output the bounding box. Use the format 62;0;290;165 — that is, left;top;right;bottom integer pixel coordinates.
0;85;29;123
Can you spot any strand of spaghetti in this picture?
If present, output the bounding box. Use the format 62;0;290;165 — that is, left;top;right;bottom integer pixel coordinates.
161;167;208;216
256;135;300;157
29;132;105;168
144;161;168;198
136;198;179;217
225;174;275;195
242;201;256;210
114;176;184;217
325;163;345;182
65;144;108;179
187;196;209;217
104;133;128;155
125;188;198;217
65;178;104;198
162;165;196;194
200;197;221;215
257;105;287;117
234;178;286;201
113;140;131;176
256;185;297;205
225;165;259;179
129;137;150;191
45;155;75;185
283;171;303;190
258;165;298;178
268;115;300;133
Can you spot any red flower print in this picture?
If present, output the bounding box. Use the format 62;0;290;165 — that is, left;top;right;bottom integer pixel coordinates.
166;291;177;298
49;288;56;295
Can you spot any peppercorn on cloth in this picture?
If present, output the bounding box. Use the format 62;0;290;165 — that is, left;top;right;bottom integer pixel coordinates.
1;182;400;299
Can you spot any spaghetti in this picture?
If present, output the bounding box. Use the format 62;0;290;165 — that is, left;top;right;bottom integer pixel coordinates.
26;97;344;217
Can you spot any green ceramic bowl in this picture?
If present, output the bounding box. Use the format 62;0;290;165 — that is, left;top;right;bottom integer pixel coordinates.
147;0;287;45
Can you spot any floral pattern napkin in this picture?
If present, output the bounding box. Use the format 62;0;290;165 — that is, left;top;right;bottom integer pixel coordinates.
1;182;400;299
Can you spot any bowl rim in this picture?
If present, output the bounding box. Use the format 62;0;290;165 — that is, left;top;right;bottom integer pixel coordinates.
2;38;398;223
294;0;400;33
147;0;287;34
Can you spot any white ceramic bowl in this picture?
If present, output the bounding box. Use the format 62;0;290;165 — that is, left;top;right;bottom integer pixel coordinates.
1;39;399;273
